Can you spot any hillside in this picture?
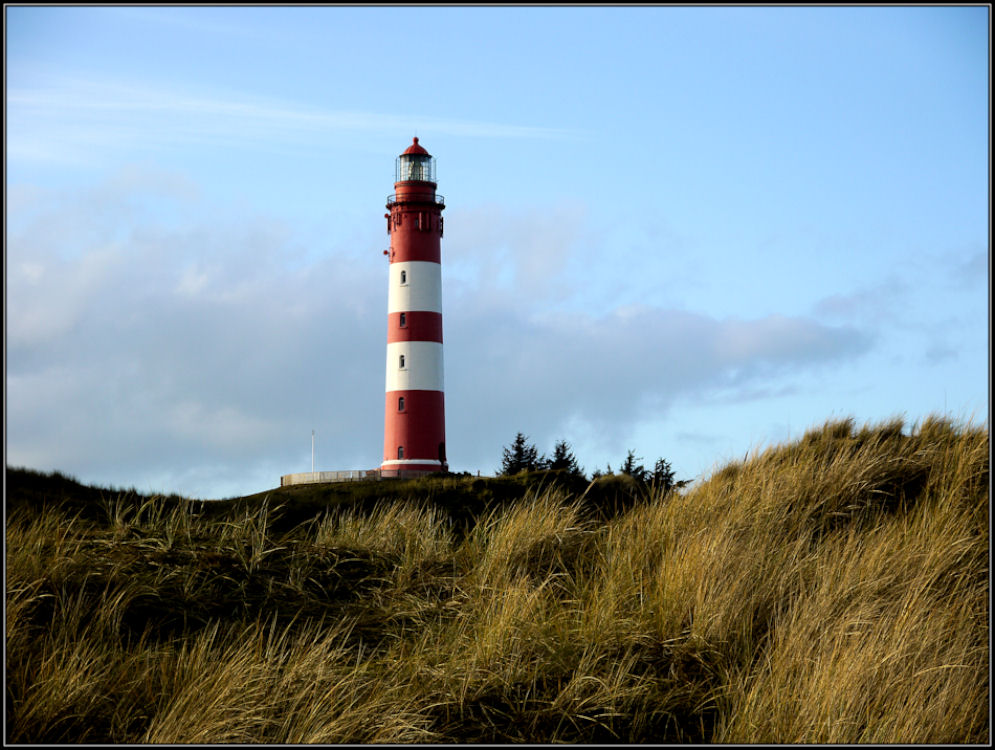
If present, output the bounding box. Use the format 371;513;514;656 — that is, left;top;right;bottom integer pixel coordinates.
5;415;989;743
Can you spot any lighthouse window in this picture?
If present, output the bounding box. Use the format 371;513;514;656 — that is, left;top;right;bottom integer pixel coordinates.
398;397;405;411
397;446;404;460
399;354;406;369
400;270;407;285
399;312;407;327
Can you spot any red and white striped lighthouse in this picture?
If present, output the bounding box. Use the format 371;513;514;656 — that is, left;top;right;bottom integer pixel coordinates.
381;138;448;477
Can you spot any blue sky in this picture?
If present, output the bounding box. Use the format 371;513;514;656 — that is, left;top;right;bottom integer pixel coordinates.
5;5;989;498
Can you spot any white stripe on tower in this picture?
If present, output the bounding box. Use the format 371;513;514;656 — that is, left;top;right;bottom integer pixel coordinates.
387;262;443;314
385;341;444;392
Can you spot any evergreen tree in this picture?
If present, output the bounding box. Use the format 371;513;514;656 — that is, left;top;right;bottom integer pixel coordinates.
546;439;583;478
620;450;648;482
500;432;540;475
651;457;676;492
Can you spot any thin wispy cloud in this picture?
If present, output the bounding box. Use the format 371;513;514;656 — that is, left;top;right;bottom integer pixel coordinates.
7;74;585;166
100;6;297;42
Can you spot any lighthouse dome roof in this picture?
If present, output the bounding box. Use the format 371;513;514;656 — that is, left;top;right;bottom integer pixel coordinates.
402;137;430;156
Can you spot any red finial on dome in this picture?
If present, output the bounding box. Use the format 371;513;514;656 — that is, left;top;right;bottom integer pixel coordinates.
402;137;429;156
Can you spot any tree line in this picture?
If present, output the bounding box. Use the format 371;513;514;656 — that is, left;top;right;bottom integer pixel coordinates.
499;432;681;493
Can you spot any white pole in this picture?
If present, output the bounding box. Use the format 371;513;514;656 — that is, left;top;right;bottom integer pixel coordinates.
312;429;315;476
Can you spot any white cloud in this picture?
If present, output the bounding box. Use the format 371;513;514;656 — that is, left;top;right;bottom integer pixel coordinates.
813;278;909;323
7;242;126;346
945;247;988;290
6;173;874;497
175;266;210;297
444;201;603;312
165;401;275;448
445;303;869;463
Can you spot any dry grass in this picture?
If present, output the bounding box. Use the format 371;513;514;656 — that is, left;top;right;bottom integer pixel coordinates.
5;414;989;743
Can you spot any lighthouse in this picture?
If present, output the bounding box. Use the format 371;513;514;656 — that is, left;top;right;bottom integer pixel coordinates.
381;138;448;477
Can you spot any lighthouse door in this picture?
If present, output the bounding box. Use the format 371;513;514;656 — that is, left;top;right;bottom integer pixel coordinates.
438;442;446;463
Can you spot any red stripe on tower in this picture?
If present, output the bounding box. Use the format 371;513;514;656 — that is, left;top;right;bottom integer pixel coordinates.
381;138;447;477
386;311;443;344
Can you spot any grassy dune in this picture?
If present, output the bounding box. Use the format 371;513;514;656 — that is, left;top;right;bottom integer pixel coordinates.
5;415;989;743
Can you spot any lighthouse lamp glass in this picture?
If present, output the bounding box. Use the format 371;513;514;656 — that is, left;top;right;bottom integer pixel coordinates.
396;154;436;183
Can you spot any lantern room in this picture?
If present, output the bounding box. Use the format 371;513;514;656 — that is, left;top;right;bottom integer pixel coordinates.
396;137;436;184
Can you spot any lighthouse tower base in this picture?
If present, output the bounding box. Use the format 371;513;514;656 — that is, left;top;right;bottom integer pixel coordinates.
379;461;447;478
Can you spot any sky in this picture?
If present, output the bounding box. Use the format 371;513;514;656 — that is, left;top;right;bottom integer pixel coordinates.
5;5;990;499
